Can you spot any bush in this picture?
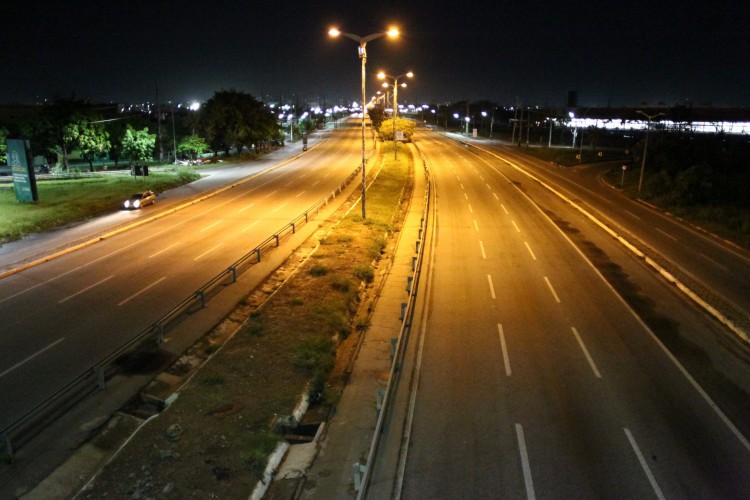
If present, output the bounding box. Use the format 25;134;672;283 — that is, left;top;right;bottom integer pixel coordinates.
353;265;374;283
309;264;328;276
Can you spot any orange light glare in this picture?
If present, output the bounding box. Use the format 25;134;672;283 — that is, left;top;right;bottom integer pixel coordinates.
328;28;341;37
387;27;400;38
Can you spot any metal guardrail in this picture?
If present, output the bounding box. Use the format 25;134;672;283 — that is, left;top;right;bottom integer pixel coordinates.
356;145;432;499
1;163;366;461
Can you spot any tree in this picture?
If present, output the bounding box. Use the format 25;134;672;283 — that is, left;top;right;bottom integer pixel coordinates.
63;117;111;171
199;90;279;155
379;117;416;141
0;127;7;164
368;105;386;130
122;125;156;165
178;134;210;160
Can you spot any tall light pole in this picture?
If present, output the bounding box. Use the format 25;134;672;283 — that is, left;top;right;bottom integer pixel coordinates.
636;110;665;193
377;70;413;159
329;26;400;219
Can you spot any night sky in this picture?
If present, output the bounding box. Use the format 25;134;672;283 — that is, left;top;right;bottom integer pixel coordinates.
4;1;750;108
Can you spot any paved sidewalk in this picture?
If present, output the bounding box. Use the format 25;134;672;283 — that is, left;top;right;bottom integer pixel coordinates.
297;145;427;499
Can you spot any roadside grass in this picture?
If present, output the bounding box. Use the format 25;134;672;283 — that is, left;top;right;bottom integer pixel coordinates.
0;169;200;242
81;141;413;498
603;168;750;250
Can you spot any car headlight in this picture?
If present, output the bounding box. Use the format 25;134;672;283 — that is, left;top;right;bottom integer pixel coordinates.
134;200;141;208
124;200;131;208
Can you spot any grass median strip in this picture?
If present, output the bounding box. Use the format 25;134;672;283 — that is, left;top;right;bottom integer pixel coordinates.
81;142;413;498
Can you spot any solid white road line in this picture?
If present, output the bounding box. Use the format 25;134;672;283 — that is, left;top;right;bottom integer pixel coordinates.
512;220;521;232
480;241;487;259
200;220;223;232
58;275;115;304
524;241;537;260
571;327;602;378
487;274;496;299
624;428;666;500
515;423;537;500
498;323;511;376
194;243;223;261
0;337;65;378
148;241;180;259
544;276;561;303
118;276;167;306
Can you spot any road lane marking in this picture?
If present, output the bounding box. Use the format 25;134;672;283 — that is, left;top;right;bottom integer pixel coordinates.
0;337;65;379
512;220;521;232
571;327;601;378
264;189;278;198
271;202;288;213
498;323;511;376
148;242;180;259
544;276;561;303
524;241;537;260
468;204;474;214
194;243;224;261
698;252;730;271
486;183;492;190
654;227;678;242
487;274;496;299
624;428;665;500
474;220;479;231
296;190;306;198
58;275;115;304
493;192;499;200
118;276;167;306
311;180;320;187
515;424;536;500
624;209;642;220
480;241;487;259
460;183;465;190
241;220;260;233
238;202;256;213
200;220;223;232
501;203;509;214
464;192;469;200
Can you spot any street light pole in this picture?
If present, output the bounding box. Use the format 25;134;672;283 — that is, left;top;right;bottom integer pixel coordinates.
378;70;413;160
329;27;400;219
636;110;665;193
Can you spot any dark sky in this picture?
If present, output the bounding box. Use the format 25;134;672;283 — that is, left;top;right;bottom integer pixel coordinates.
3;1;750;108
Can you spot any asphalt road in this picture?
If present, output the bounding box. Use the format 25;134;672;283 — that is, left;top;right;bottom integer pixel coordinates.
381;132;750;498
0;124;367;431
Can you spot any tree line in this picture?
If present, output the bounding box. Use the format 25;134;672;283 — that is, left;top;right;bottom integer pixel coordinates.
0;90;286;171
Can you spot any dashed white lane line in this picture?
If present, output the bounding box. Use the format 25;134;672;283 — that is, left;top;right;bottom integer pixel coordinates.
238;202;256;213
480;241;487;259
515;424;537;500
271;202;289;213
194;243;224;261
624;209;642;220
698;252;730;271
264;190;278;198
118;276;167;306
0;337;65;379
148;242;180;259
241;220;260;233
498;323;511;376
487;274;496;299
654;227;678;242
460;183;465;190
58;275;115;304
464;192;469;200
296;190;306;198
571;327;601;378
474;220;479;231
468;204;474;214
311;180;320;187
512;220;521;232
501;203;509;214
524;241;537;260
544;276;561;303
493;192;500;200
200;220;223;232
624;428;666;500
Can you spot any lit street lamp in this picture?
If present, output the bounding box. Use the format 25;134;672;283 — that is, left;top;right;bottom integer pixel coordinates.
328;26;400;219
636;110;665;193
377;70;413;159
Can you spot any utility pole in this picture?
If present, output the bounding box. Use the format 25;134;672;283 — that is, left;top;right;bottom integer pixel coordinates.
636;110;665;193
155;81;163;163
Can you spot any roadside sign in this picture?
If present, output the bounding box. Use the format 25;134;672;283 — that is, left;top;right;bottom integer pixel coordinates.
395;131;404;141
7;139;38;203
